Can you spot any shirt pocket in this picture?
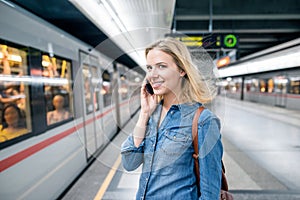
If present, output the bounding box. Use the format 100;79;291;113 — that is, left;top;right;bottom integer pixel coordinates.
153;129;192;175
161;129;191;156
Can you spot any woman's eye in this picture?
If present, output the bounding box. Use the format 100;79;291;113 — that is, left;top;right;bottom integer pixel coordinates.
146;65;152;71
158;65;166;69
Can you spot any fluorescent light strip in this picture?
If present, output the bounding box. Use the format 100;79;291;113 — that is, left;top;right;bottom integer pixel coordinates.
0;75;68;85
101;0;126;32
218;47;300;77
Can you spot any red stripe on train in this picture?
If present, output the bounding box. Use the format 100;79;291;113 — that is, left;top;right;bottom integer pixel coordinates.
0;98;138;172
0;107;117;172
0;126;77;172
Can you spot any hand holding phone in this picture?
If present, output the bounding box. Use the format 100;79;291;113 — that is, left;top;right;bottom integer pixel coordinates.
145;80;154;95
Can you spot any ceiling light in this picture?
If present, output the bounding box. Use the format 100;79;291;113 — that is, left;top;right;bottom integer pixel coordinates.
69;0;175;67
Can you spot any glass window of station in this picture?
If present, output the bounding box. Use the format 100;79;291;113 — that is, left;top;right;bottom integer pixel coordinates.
42;55;73;126
0;44;31;142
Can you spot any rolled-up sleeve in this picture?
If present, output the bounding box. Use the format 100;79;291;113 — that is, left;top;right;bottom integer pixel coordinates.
121;135;145;171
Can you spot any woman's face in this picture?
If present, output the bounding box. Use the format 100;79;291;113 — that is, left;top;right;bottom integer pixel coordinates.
146;49;185;96
53;96;64;109
4;106;19;127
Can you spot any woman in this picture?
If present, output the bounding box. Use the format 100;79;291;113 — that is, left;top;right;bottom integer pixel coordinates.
0;104;27;142
121;37;223;199
47;94;70;125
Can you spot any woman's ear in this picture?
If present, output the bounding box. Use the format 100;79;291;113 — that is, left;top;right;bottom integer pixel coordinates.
179;70;186;77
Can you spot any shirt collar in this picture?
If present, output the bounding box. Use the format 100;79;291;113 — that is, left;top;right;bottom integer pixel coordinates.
176;102;202;117
155;100;202;117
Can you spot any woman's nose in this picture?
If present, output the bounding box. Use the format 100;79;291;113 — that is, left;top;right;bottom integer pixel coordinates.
148;67;159;78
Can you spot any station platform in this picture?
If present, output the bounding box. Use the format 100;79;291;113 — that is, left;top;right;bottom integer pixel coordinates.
60;97;300;200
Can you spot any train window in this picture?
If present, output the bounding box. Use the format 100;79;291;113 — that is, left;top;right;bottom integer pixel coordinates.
251;79;259;92
244;78;259;92
267;79;274;93
234;78;242;92
128;71;142;97
42;55;73;125
91;67;100;111
244;79;252;92
80;53;101;114
289;77;300;94
223;77;242;93
90;56;101;112
82;66;93;114
120;74;128;100
117;64;129;100
274;76;288;93
259;79;267;93
102;70;113;107
0;44;31;142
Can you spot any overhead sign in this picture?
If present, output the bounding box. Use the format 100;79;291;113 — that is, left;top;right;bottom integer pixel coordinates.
223;34;237;48
167;34;238;49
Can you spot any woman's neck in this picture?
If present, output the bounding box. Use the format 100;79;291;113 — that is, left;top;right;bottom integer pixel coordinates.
55;108;64;112
6;125;20;131
162;93;180;110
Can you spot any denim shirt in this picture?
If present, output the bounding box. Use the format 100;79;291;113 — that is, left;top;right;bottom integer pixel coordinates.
121;102;223;200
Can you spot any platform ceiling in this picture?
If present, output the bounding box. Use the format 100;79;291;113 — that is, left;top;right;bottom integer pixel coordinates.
9;0;300;68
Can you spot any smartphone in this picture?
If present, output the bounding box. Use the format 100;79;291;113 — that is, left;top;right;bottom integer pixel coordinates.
145;80;154;95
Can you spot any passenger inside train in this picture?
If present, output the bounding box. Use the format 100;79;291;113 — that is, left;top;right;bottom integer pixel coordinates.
0;45;29;142
47;94;71;125
42;55;73;125
1;45;11;75
0;104;27;142
0;47;17;107
0;40;75;144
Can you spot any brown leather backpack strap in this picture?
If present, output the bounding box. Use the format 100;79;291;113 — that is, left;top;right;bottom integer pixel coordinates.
193;106;233;199
192;106;205;196
221;160;229;191
192;106;205;157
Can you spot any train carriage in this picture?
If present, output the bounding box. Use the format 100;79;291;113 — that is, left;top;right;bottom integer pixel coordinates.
218;38;300;111
0;2;142;199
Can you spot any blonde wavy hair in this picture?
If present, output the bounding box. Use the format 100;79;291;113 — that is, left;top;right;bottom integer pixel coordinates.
145;37;217;104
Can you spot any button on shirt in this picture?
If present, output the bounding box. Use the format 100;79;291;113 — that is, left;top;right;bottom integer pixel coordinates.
121;102;223;200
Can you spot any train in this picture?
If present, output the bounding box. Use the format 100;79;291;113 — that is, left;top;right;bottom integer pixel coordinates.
217;38;300;111
0;1;143;199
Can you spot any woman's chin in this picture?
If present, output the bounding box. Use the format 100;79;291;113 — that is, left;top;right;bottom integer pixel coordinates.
153;90;163;95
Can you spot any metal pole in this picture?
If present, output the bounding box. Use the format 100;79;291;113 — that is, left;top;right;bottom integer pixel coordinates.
209;0;213;33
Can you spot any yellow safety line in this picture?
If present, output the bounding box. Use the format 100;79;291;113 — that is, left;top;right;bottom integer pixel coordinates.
94;154;122;200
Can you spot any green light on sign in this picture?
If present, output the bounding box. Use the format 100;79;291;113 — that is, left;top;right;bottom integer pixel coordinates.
224;34;237;48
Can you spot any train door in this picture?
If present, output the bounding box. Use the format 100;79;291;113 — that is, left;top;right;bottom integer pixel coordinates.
90;57;103;149
116;63;130;127
252;78;260;102
245;78;259;102
80;52;98;159
101;67;118;141
274;76;287;107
